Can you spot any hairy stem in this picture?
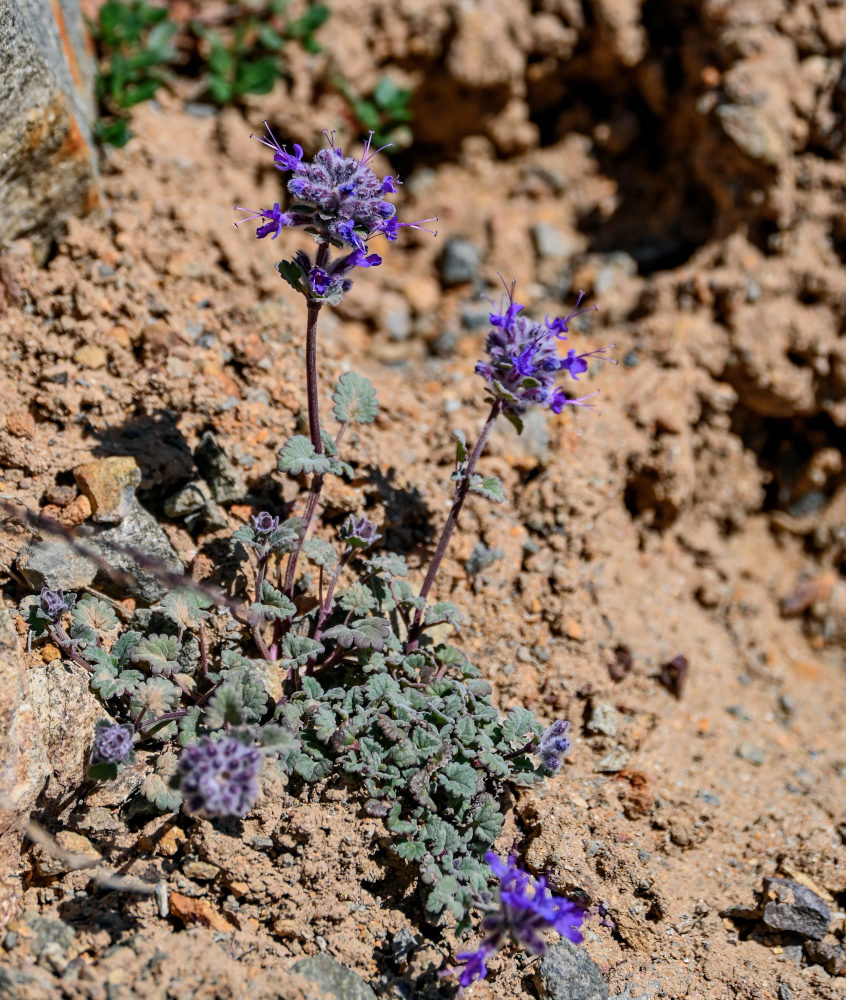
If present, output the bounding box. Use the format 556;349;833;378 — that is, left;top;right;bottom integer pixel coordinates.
407;399;503;649
48;622;94;674
314;548;352;640
283;244;331;598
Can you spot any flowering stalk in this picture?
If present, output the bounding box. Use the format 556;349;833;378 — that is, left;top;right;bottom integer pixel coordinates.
237;125;435;605
283;291;327;598
408;280;613;650
407;399;503;649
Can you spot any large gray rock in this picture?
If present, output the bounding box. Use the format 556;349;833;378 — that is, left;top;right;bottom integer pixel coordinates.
761;876;831;940
0;0;100;257
535;940;609;1000
92;497;184;604
291;954;377;1000
0;603;101;926
16;535;97;591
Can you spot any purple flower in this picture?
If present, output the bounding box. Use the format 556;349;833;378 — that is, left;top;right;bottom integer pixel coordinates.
234;202;293;240
251;511;280;536
452;853;585;986
38;586;76;623
536;719;572;772
455;942;496;988
338;515;382;549
91;723;134;765
309;267;331;295
475;279;614;416
177;735;263;818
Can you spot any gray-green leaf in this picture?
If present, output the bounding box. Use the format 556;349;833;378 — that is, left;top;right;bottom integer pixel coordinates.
332;371;378;424
469;474;506;503
278;436;331;476
131;634;181;676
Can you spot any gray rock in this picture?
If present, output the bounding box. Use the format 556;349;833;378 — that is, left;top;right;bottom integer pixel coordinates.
0;0;99;257
778;985;793;1000
185;500;228;533
716;104;789;166
0;601;50;899
804;938;845;975
385;303;412;342
164;480;211;518
464;542;504;576
587;704;619;738
531;223;579;260
595;745;630;773
291;954;377;1000
16;536;97;591
459;301;491;330
195;431;245;503
595;252;637;295
438;237;481;286
535;939;609;1000
761;877;831;940
736;743;766;765
92;497;184;603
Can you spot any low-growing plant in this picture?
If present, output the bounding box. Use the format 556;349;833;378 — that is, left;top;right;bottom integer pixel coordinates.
25;126;613;979
88;0;330;146
336;75;414;150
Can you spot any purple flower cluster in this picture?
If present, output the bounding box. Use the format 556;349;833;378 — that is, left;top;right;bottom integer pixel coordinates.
38;586;76;623
455;853;584;987
235;125;436;276
90;723;134;765
475;279;614;415
177;735;263;818
537;719;572;772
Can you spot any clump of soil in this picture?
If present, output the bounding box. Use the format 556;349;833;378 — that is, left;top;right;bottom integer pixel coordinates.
1;1;845;998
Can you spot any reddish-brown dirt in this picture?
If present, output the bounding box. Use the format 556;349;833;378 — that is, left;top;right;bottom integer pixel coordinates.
0;1;844;998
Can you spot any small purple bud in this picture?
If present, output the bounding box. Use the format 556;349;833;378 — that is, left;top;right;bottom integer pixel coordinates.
338;515;382;549
39;586;76;622
251;511;280;536
537;719;572;771
380;175;398;193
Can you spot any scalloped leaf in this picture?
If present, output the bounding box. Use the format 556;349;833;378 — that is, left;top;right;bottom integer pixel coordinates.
278;436;331;476
469;474;506;503
338;581;376;616
438;762;480;799
322;617;390;652
203;683;246;730
281;634;325;667
71;596;120;642
302;537;337;569
332;371;379;424
130;634;181;676
250;581;296;622
276;258;304;292
92;667;143;700
159;589;211;630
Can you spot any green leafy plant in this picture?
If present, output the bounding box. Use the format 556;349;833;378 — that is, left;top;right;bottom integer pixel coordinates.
87;0;330;145
336;75;414;149
90;0;179;146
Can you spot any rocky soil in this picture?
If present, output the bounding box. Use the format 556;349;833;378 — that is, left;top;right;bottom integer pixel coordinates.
0;1;844;998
